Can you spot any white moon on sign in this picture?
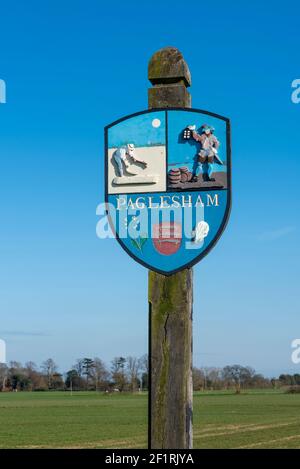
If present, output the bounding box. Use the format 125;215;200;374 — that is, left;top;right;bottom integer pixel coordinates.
152;118;161;128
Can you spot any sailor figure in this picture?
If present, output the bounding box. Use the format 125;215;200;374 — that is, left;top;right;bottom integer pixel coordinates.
189;124;221;182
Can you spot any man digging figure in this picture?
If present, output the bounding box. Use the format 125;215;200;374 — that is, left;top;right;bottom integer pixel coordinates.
113;143;147;177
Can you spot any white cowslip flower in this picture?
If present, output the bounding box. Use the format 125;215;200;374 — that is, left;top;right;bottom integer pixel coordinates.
192;221;209;243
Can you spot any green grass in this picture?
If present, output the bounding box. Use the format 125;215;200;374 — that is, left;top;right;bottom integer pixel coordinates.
0;390;300;448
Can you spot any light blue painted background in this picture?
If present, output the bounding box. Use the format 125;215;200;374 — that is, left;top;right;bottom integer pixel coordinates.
108;111;165;148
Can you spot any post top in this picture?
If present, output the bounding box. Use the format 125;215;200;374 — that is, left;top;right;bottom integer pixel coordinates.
148;47;191;88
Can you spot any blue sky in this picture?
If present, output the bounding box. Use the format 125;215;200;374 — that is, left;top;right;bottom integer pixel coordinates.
0;0;299;377
108;111;165;147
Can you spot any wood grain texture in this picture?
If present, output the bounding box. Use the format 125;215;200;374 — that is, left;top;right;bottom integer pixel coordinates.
148;47;193;449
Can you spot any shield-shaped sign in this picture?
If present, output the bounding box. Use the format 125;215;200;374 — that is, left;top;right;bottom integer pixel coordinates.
105;108;231;275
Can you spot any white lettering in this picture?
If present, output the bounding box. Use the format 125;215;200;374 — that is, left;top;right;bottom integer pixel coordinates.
117;197;126;210
207;194;219;206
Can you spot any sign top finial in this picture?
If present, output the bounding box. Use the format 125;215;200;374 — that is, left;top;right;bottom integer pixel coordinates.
148;47;191;88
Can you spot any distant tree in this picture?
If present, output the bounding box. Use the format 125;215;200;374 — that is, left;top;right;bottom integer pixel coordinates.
206;368;222;390
193;367;223;391
82;358;95;390
41;358;58;389
139;354;149;391
51;372;64;390
8;362;30;391
222;365;255;393
249;373;271;389
141;372;148;391
65;369;84;391
9;361;22;371
25;361;37;371
192;368;205;391
279;374;294;386
201;367;213;390
91;358;109;391
74;359;84;378
271;378;277;389
139;354;148;374
24;362;40;391
0;364;8;391
126;356;141;392
294;374;300;385
69;358;94;390
111;357;127;391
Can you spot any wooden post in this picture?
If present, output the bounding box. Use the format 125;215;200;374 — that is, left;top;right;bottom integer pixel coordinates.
148;47;193;449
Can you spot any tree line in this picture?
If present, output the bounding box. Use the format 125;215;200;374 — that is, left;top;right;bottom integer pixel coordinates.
0;356;148;392
0;359;298;392
193;366;300;392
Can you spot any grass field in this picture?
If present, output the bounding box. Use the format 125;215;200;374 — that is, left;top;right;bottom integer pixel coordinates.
0;390;300;449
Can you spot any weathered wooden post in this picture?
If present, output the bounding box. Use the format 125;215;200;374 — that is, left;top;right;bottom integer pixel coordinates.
148;47;193;449
104;45;231;452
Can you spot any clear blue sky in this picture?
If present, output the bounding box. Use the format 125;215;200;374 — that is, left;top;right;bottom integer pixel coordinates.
0;0;299;377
